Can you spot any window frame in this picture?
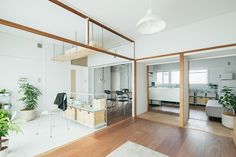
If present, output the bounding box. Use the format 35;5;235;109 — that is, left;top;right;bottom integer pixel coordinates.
189;69;208;85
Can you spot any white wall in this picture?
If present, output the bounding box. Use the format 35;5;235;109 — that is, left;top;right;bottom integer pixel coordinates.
149;56;236;89
190;56;236;87
0;33;70;113
135;11;236;58
136;62;147;115
71;65;89;93
184;58;189;124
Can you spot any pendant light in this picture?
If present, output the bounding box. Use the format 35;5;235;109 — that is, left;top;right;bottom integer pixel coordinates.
137;0;166;34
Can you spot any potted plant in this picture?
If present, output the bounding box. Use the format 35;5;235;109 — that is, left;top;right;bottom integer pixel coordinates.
0;110;21;157
0;89;11;110
18;78;42;122
219;86;236;129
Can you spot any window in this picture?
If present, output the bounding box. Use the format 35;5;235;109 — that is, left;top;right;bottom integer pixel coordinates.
163;72;169;84
189;69;208;84
156;72;169;84
157;72;163;84
171;71;180;84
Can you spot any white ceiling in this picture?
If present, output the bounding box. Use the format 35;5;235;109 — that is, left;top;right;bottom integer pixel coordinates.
0;0;236;47
63;0;236;39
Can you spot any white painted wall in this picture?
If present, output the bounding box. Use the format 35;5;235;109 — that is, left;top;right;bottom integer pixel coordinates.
71;65;89;93
136;62;147;115
149;56;236;89
184;58;189;124
135;11;236;58
93;64;131;94
190;56;236;88
111;67;120;92
0;33;70;113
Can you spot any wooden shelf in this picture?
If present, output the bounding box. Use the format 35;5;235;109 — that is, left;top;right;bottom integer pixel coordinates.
52;44;105;62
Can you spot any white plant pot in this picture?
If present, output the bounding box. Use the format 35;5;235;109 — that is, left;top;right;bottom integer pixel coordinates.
20;109;36;122
222;112;234;129
0;147;8;157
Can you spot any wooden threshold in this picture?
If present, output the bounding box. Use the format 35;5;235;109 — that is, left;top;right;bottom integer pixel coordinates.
49;0;134;43
0;18;134;61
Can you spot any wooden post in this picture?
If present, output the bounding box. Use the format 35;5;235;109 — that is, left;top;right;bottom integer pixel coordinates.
179;53;185;127
134;60;137;117
85;18;90;45
146;65;149;112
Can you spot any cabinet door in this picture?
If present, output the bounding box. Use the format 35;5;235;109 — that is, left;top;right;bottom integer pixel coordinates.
189;97;194;104
94;110;105;125
64;107;75;120
196;97;206;105
84;111;94;127
76;109;85;124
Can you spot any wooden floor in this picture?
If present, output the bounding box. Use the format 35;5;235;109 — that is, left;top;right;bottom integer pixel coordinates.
150;105;208;121
139;112;232;138
139;111;180;126
38;118;236;157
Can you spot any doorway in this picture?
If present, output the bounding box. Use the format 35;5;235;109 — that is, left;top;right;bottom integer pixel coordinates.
185;48;236;137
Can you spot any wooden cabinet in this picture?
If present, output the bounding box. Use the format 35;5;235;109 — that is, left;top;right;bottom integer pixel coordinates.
64;106;76;120
94;110;105;125
196;97;206;105
233;117;236;147
65;107;105;128
189;96;194;104
76;109;85;124
84;111;95;127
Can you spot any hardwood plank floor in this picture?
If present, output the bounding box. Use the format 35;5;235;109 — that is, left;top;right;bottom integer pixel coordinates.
38;118;236;157
139;112;232;138
139;112;180;126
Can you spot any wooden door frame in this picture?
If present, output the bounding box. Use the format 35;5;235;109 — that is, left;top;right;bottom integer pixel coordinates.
179;53;185;127
146;65;150;112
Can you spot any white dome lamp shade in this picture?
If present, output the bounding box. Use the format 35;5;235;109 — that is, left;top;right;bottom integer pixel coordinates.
137;9;166;35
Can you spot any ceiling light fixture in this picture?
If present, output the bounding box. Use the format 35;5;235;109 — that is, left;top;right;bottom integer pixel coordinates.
137;0;166;34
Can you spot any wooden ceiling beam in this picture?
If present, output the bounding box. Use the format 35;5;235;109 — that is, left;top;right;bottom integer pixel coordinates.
0;18;134;61
136;43;236;61
49;0;134;43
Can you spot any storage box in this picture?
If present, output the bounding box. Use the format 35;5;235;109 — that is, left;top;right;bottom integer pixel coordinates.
189;96;194;104
196;97;206;105
93;98;106;109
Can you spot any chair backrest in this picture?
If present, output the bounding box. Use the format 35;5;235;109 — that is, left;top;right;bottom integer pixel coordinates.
116;90;123;96
122;89;129;93
54;93;67;111
104;90;111;95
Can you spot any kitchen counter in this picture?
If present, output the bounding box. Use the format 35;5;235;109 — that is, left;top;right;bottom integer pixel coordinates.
149;87;180;102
